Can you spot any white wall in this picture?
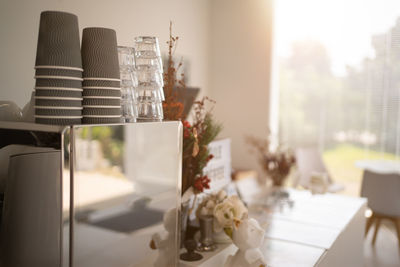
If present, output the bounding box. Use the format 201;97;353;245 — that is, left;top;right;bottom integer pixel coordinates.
0;0;211;107
0;0;274;176
209;0;273;176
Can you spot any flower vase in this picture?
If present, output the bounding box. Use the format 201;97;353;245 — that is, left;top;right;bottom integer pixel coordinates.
270;185;289;200
268;173;290;200
180;200;190;248
197;215;217;252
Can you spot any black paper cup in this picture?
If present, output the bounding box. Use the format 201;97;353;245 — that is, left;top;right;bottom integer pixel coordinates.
82;98;121;106
83;89;121;97
35;11;82;68
81;27;120;79
35;98;82;107
35;108;82;116
83;107;121;116
83;79;121;88
35;117;81;125
82;116;122;124
35;68;82;78
34;86;82;92
35;78;82;88
35;89;82;98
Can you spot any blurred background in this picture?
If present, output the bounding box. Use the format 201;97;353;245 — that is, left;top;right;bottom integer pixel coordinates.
275;0;400;196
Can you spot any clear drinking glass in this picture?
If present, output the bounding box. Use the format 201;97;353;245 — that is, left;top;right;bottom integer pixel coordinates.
121;85;137;122
134;36;163;70
136;101;163;121
134;86;165;102
132;37;164;121
118;46;138;122
134;36;161;55
135;57;163;70
117;46;135;72
135;66;164;87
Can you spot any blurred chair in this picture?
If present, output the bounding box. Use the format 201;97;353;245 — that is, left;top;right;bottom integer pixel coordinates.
361;170;400;246
295;146;344;193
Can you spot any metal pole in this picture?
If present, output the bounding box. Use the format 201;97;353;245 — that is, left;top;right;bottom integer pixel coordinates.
69;126;75;267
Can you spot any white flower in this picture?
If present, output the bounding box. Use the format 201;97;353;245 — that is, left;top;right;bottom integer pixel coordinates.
214;201;235;230
217;190;228;202
196;196;216;218
228;195;248;220
213;195;248;232
206;199;216;209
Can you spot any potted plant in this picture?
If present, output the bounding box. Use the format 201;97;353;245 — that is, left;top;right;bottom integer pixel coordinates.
162;23;222;244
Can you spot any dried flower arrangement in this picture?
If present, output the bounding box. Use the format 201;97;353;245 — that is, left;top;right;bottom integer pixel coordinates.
163;22;185;121
162;23;222;196
246;134;296;187
181;97;222;194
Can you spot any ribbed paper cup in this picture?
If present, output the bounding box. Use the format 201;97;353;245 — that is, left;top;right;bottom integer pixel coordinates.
35;68;82;78
81;27;120;79
35;89;82;98
83;98;121;106
35;108;82;116
83;116;122;124
83;89;121;97
83;79;120;88
35;11;82;68
83;107;121;116
35;117;81;125
34;86;83;92
35;78;82;88
35;98;82;107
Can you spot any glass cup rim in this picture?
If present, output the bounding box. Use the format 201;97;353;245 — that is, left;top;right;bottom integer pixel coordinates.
117;46;135;53
134;36;159;43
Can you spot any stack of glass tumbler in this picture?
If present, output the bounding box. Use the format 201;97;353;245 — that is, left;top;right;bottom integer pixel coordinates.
118;46;138;122
133;36;164;121
34;11;83;125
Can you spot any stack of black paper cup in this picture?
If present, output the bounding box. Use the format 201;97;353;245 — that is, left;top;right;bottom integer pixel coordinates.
81;27;122;124
34;11;83;125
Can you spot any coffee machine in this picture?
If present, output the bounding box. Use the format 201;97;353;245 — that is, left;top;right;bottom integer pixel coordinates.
0;121;182;267
0;123;64;267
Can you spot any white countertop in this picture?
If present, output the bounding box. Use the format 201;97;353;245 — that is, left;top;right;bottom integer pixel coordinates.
67;189;366;267
181;189;367;267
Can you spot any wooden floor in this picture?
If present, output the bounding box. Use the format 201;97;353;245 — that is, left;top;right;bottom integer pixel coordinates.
364;220;400;267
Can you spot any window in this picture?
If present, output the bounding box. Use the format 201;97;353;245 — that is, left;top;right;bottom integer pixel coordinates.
274;0;400;195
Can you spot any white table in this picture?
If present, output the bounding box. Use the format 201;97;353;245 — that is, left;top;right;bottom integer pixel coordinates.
68;189;366;267
181;189;367;267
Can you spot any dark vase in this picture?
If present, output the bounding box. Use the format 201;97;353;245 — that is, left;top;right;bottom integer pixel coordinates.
180;200;190;248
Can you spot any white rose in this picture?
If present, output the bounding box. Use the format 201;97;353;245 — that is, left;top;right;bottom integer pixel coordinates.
206;199;216;209
213;195;248;232
227;195;248;221
217;190;227;202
